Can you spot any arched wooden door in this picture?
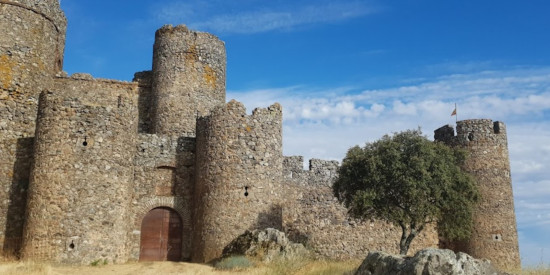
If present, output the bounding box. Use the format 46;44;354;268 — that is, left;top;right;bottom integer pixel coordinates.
139;207;182;261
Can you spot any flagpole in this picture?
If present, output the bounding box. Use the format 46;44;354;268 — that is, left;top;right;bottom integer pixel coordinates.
455;103;457;123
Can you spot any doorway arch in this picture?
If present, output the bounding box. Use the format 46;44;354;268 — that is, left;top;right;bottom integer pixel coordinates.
139;207;182;261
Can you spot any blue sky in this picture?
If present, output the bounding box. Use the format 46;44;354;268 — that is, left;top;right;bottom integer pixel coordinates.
59;0;550;267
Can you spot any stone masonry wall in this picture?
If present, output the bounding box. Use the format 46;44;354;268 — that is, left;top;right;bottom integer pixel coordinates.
129;134;195;261
282;156;439;259
0;0;66;256
0;0;66;136
193;100;283;262
21;76;139;264
434;120;520;270
151;25;226;136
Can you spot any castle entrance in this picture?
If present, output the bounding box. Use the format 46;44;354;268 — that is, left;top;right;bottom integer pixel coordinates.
139;207;182;261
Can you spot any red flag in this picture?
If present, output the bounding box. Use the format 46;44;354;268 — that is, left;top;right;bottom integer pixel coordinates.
451;108;457;116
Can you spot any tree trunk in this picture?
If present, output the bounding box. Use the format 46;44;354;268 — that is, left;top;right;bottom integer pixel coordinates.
399;224;409;255
399;223;421;255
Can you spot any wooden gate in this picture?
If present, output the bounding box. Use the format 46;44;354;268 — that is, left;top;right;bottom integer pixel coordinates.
139;207;182;261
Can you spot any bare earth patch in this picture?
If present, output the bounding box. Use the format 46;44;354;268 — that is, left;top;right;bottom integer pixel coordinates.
0;261;264;275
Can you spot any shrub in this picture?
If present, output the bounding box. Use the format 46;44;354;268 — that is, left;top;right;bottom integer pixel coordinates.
214;255;254;270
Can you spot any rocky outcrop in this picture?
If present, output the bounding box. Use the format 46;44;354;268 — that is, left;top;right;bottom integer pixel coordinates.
222;228;309;262
355;248;506;275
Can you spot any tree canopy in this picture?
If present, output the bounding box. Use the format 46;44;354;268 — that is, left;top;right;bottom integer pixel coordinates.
333;129;479;255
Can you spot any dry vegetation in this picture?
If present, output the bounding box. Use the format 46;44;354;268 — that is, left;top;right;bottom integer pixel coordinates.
0;255;548;275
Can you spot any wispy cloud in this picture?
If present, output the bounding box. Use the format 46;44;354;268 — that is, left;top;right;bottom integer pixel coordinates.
153;0;379;34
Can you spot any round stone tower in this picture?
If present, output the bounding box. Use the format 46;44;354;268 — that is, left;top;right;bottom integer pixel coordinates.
151;24;226;136
21;81;139;263
0;0;66;137
434;119;520;270
193;100;284;262
0;0;66;257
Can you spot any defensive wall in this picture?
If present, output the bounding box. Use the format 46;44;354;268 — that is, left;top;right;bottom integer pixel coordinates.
0;0;520;269
281;156;439;259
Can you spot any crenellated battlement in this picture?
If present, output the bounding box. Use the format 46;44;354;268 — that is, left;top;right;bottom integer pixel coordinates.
283;156;339;187
435;119;508;146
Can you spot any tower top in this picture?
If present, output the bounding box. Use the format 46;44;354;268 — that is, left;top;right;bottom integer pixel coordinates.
1;0;67;32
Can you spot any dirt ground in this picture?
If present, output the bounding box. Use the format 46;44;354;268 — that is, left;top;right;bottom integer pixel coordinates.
0;261;265;275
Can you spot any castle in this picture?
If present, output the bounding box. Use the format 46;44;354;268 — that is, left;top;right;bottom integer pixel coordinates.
0;0;520;270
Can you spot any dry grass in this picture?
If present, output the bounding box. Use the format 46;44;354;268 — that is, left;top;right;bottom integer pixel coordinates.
0;258;548;275
517;265;550;275
0;261;52;275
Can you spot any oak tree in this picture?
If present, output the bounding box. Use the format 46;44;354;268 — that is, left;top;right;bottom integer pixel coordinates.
333;129;478;255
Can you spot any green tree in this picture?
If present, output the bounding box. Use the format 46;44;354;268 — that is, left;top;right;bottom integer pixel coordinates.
333;129;478;255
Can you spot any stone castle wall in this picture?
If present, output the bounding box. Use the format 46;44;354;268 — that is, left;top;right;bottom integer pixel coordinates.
0;0;66;255
193;100;283;262
151;25;226;136
21;76;139;263
129;134;195;261
435;119;520;270
281;156;439;259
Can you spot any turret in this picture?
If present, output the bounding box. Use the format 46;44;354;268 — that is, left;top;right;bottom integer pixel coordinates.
192;100;283;262
434;119;520;270
151;25;226;136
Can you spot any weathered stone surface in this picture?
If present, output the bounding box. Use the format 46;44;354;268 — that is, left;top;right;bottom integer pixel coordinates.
193;100;284;262
435;120;521;270
355;248;504;275
282;156;439;260
151;24;226;136
222;228;309;262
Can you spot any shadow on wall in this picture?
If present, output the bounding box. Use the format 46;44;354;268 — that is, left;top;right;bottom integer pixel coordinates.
175;136;195;261
254;204;283;231
3;137;34;258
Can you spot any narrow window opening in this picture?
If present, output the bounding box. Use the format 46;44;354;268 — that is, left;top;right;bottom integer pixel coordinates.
83;136;88;146
69;240;75;250
468;132;474;141
244;186;249;197
117;95;122;108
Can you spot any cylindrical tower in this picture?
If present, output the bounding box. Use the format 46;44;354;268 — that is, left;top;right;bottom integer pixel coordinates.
0;0;66;257
434;119;520;270
21;79;139;264
0;0;66;137
193;100;283;262
151;24;226;136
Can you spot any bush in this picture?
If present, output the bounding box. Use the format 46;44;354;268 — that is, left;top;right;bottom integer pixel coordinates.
214;255;254;270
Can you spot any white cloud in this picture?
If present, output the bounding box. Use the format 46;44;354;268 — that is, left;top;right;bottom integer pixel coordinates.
153;0;379;34
229;67;550;267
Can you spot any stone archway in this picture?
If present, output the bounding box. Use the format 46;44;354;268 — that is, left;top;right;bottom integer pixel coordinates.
139;207;182;261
